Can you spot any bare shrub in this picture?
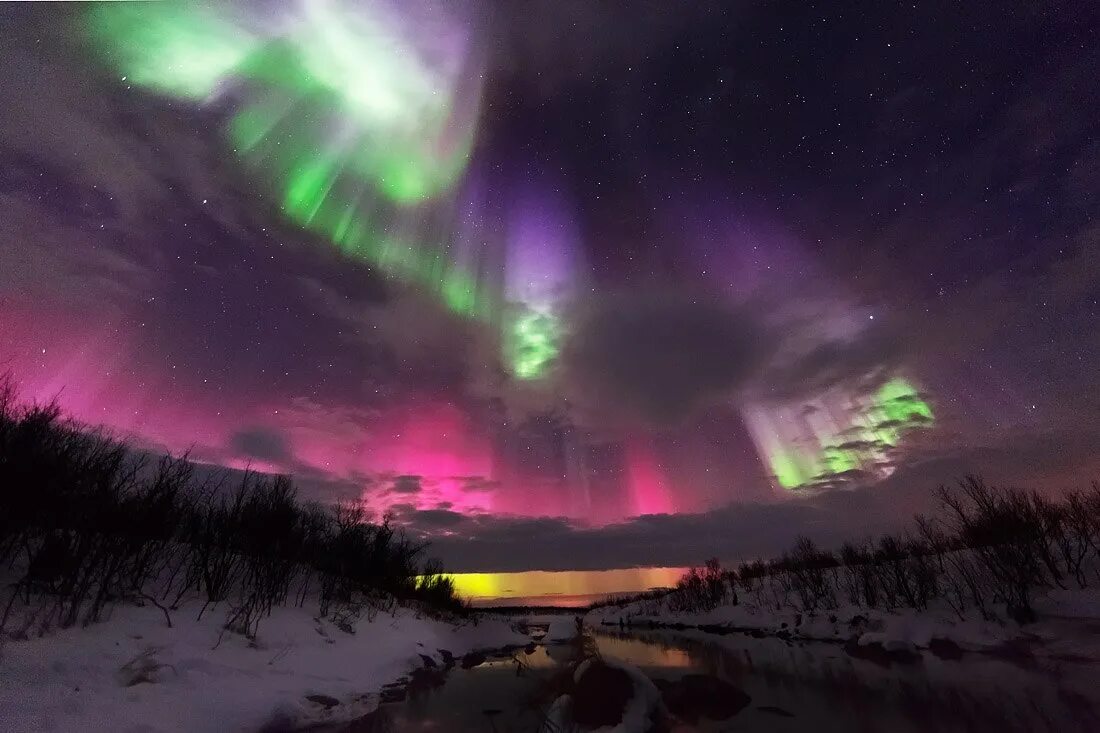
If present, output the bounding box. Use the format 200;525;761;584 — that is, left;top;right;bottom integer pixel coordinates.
781;536;838;612
0;374;468;640
661;474;1097;626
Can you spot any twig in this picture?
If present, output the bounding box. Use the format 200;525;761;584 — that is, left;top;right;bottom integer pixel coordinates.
139;592;173;628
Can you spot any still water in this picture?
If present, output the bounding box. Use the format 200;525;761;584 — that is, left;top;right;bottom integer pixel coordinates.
343;624;1100;732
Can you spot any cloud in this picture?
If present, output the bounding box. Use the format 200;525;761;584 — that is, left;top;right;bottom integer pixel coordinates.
835;440;884;452
300;275;501;396
454;476;501;493
406;508;468;529
393;424;1100;572
229;427;293;464
556;288;913;428
389;475;423;494
758;324;905;401
561;290;774;425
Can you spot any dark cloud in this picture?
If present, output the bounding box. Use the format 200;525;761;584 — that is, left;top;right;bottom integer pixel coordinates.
558;289;913;427
455;477;501;493
404;425;1100;572
835;440;885;452
389;475;423;495
229;427;293;464
562;291;774;425
403;508;468;529
759;324;904;402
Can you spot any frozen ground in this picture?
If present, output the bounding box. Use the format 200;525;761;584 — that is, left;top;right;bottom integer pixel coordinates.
587;586;1100;661
0;599;528;732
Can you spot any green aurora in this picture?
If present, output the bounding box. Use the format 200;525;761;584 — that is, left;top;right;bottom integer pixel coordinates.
86;1;561;379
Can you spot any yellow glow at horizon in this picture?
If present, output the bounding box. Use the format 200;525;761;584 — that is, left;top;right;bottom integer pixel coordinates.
446;567;688;603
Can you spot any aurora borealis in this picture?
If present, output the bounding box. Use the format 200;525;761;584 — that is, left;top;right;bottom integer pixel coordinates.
2;1;1099;599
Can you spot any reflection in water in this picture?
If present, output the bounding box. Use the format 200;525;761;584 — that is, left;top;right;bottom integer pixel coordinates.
594;633;694;669
594;628;1099;733
338;626;1099;732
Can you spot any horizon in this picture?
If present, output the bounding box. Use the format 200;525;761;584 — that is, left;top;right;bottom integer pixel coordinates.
448;567;687;607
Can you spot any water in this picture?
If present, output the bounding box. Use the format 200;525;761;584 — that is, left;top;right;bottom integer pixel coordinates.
344;625;1100;732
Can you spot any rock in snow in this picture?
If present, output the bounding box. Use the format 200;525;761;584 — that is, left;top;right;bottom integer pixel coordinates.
543;657;663;733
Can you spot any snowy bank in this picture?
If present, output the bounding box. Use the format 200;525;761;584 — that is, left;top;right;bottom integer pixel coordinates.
586;585;1100;662
0;600;528;732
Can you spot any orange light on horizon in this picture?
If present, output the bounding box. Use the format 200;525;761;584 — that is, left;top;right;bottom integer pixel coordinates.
448;566;687;606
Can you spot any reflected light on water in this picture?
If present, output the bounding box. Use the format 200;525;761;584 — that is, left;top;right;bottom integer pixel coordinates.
594;634;695;668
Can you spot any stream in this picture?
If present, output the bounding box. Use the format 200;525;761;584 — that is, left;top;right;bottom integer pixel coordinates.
330;622;1100;732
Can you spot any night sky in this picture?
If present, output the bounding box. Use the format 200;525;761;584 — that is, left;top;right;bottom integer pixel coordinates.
1;1;1098;575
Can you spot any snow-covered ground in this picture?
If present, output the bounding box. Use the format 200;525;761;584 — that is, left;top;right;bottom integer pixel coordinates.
586;586;1100;662
0;600;529;732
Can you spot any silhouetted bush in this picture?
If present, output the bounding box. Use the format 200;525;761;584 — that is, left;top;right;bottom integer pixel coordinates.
782;536;838;612
587;587;673;614
0;376;467;639
625;473;1100;624
665;558;735;613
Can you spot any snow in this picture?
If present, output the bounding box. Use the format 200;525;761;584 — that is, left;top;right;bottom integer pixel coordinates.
586;584;1100;662
543;616;582;643
0;599;529;732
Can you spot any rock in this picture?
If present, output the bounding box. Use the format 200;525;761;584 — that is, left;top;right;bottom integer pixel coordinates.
408;667;446;695
305;694;340;709
379;685;406;703
418;653;437;669
843;639;920;666
661;674;751;723
571;661;634;728
928;637;965;660
758;705;795;717
989;638;1040;669
460;651;486;669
